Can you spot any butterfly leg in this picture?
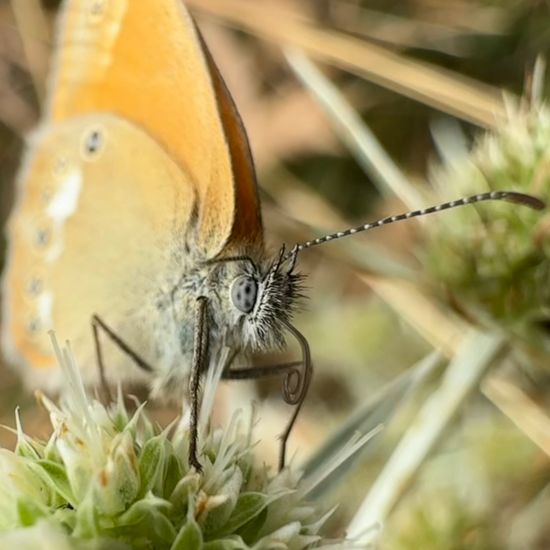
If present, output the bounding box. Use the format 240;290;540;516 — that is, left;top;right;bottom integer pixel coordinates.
91;314;154;402
222;321;312;470
188;296;210;473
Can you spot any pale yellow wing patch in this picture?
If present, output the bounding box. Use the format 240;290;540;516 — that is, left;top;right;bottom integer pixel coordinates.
2;114;194;388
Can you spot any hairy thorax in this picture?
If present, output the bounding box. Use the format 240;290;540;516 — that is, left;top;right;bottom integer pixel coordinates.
147;241;304;399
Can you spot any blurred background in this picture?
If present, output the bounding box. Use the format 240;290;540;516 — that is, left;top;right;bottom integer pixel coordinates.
1;0;550;548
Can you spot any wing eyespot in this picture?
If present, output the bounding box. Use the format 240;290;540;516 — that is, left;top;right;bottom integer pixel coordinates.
26;316;42;336
35;226;51;247
81;127;105;161
88;0;107;24
27;276;44;297
30;216;59;258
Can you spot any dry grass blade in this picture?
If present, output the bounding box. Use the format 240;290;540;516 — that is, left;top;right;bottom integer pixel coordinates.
347;330;505;542
327;2;505;56
188;0;508;128
303;351;443;493
285;49;424;210
482;375;550;458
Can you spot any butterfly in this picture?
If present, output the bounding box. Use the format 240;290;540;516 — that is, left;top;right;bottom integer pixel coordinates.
1;0;544;471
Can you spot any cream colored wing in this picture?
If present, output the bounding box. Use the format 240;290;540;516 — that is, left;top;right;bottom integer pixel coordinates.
2;114;194;389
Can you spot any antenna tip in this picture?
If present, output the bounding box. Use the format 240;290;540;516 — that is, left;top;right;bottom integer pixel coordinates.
504;191;546;210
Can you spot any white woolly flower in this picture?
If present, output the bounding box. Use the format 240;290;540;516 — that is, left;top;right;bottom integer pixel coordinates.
0;337;367;549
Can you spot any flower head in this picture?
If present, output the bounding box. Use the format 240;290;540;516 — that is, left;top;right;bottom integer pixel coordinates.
425;103;550;351
0;338;346;549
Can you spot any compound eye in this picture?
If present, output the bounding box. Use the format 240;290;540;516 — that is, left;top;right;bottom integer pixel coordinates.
231;276;258;314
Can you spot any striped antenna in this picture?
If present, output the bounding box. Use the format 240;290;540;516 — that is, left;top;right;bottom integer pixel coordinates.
290;191;545;256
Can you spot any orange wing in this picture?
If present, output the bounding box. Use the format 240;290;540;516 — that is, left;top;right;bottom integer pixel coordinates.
2;0;263;385
48;0;263;254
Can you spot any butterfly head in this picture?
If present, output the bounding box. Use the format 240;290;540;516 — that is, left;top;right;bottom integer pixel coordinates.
225;245;305;351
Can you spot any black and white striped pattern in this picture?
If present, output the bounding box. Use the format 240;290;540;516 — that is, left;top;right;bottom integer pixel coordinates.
295;191;544;253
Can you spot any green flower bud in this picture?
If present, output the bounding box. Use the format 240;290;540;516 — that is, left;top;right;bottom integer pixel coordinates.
424;105;550;355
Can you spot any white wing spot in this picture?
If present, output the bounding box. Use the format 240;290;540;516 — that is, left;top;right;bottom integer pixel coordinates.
37;291;53;328
42;169;82;262
47;170;82;223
